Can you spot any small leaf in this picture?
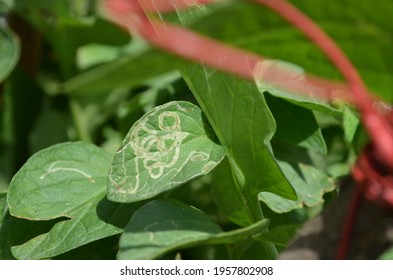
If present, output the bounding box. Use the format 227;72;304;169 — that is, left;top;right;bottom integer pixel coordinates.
259;142;335;213
76;43;121;70
258;192;300;213
107;101;226;203
7;142;138;259
117;200;269;260
0;25;20;83
62;48;183;96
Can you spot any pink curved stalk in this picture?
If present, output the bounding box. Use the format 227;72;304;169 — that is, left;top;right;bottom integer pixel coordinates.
104;0;354;102
134;0;215;12
254;0;393;168
104;0;393;260
104;0;393;167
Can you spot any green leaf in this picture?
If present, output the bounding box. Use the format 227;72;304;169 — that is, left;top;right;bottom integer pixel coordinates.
292;0;393;102
7;142;138;259
186;0;393;102
107;101;226;203
76;43;121;70
259;142;335;213
265;94;327;154
117;200;269;260
0;25;20;83
181;65;297;219
62;46;183;95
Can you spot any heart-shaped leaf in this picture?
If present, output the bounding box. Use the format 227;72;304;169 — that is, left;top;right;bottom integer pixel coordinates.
107;101;226;203
7;142;138;259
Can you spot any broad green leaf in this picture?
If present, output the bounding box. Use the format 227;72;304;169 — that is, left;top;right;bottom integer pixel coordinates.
7;142;138;259
0;25;20;83
181;65;297;218
117;200;269;260
265;94;327;154
107;101;226;203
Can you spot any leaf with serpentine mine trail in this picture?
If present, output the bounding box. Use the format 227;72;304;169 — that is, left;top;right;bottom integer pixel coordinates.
107;101;226;203
7;142;139;259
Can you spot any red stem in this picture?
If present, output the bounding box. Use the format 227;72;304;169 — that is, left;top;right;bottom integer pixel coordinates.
105;0;393;259
106;0;393;167
253;0;393;169
336;188;363;259
104;0;356;103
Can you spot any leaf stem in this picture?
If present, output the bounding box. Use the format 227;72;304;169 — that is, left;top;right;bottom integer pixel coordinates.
69;98;92;143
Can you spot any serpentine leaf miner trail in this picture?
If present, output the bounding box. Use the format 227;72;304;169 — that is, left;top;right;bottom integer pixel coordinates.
40;161;95;183
107;101;226;203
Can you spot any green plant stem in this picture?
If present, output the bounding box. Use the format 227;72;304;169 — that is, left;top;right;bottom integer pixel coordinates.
246;191;279;259
69;98;92;143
